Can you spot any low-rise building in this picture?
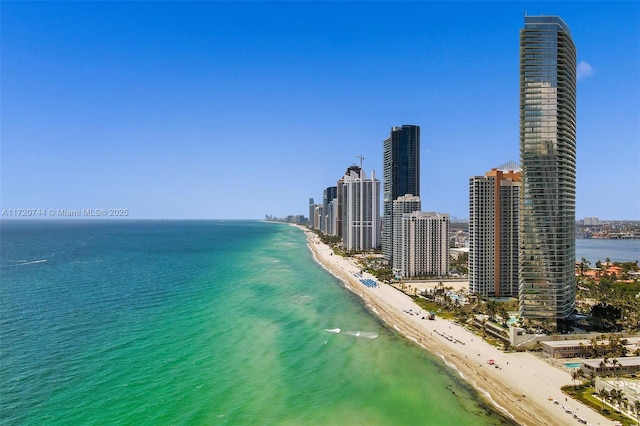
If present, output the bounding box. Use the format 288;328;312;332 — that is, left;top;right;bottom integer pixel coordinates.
542;336;640;359
542;340;594;359
582;356;640;377
595;377;640;409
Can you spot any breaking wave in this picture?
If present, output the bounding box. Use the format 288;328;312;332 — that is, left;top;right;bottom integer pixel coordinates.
324;328;378;339
342;330;378;339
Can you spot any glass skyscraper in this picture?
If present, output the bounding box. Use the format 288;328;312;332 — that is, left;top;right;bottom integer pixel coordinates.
382;125;420;263
518;16;577;326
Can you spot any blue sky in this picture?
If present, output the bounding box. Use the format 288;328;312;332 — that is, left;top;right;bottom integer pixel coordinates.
2;1;638;220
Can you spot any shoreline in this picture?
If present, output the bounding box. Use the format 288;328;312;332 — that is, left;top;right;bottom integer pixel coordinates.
297;225;615;426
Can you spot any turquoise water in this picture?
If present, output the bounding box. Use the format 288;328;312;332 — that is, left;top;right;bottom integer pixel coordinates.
0;220;514;425
565;363;582;369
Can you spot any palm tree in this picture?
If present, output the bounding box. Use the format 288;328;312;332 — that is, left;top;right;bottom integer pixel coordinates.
598;388;608;410
498;304;509;327
580;257;591;276
600;355;609;376
486;300;498;319
571;369;580;385
612;358;620;377
633;400;640;425
590;336;601;357
608;334;623;357
615;390;624;410
609;388;618;406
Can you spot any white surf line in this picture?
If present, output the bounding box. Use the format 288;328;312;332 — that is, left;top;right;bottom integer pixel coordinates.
12;259;47;266
435;354;515;421
308;236;518;423
477;386;516;421
406;335;427;349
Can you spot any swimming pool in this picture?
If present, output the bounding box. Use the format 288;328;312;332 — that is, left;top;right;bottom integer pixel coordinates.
565;362;582;368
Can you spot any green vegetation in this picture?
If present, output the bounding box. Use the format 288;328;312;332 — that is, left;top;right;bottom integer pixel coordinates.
411;297;456;320
576;260;640;333
563;384;638;426
450;251;468;275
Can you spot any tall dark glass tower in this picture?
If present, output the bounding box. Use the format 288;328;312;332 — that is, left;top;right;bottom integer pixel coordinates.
382;125;420;263
518;16;577;327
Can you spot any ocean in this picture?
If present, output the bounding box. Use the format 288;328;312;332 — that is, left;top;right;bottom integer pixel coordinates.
0;220;514;425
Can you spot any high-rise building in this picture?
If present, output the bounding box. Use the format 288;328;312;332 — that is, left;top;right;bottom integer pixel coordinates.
392;194;421;274
469;167;520;297
519;15;577;325
583;217;599;226
336;165;362;238
308;198;316;229
341;168;381;251
382;125;420;263
398;212;449;278
314;205;324;232
323;186;338;234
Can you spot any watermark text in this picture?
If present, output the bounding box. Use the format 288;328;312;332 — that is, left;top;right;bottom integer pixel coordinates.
1;208;130;218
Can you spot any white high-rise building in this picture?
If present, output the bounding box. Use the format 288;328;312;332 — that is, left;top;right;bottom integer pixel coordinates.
469;168;520;297
328;198;339;236
341;169;381;251
398;211;449;278
392;195;421;274
583;217;599;226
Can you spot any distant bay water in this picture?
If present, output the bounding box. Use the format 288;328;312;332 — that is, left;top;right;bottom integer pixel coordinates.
0;220;514;425
576;238;640;264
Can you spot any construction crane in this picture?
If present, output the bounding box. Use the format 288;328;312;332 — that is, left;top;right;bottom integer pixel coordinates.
355;154;365;169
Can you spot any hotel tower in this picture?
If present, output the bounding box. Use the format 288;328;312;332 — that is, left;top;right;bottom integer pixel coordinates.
340;167;381;251
469;166;520;298
519;16;577;326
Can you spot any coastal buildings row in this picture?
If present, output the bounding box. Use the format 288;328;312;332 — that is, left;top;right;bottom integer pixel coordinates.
305;15;579;330
309;165;381;252
308;124;450;279
467;15;578;330
577;219;640;239
264;214;307;224
381;126;450;278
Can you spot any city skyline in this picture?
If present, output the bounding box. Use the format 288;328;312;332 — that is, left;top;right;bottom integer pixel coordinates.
2;2;638;220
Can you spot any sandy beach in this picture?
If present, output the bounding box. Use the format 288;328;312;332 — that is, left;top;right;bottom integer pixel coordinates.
300;227;615;426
